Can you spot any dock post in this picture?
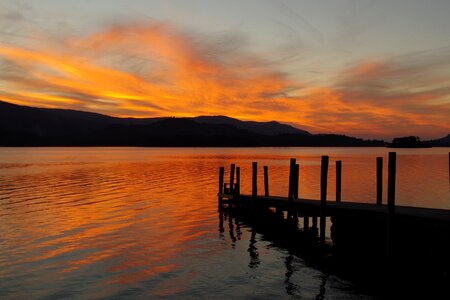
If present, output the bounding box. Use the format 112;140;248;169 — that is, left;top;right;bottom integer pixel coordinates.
376;157;383;205
252;162;257;198
294;164;299;199
264;166;269;196
288;158;296;200
293;163;300;224
387;152;396;257
218;167;224;208
320;155;329;244
336;160;342;203
287;158;296;219
236;167;241;195
230;164;235;192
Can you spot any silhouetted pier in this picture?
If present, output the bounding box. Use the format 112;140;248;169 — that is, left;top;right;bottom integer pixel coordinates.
217;153;450;285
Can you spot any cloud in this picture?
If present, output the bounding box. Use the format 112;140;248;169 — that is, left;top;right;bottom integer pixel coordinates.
0;20;448;139
333;48;450;138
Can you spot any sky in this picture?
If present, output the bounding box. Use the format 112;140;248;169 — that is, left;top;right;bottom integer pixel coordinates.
0;0;449;139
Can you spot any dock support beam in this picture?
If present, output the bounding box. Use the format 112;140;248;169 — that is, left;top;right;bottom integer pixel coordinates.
377;157;383;205
387;152;396;257
218;167;224;208
264;166;269;196
336;160;342;203
320;155;329;244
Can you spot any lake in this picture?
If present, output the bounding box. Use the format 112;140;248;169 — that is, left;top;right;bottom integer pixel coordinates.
0;147;449;299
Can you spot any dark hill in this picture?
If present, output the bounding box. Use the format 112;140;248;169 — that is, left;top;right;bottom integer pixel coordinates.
0;100;384;147
427;134;450;147
194;115;309;136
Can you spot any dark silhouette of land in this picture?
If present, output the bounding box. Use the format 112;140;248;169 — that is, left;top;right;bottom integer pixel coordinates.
1;100;447;147
427;134;450;147
387;136;432;148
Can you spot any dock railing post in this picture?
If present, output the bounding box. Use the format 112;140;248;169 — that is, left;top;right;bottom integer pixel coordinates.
288;158;296;219
230;163;235;192
236;167;240;195
336;160;342;203
294;164;299;199
252;162;257;198
320;155;329;244
387;152;396;257
293;163;300;223
377;157;383;205
263;166;269;196
218;167;224;208
288;158;296;200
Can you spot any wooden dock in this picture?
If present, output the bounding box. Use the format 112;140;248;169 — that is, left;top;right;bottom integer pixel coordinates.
217;153;450;278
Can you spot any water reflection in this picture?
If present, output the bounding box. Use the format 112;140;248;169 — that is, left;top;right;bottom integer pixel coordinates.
0;147;448;299
228;214;237;246
248;229;259;269
284;254;299;296
218;209;362;299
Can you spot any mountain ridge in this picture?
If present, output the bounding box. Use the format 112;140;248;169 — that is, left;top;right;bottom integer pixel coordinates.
0;100;308;138
2;99;435;147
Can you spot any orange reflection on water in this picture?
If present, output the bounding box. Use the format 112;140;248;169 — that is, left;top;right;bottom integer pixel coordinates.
0;147;448;298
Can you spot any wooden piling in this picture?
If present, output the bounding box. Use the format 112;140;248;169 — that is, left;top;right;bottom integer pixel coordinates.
236;167;241;195
252;162;257;198
287;158;296;220
387;152;396;211
387;152;396;257
288;158;296;201
320;155;329;244
230;163;235;191
218;167;224;207
293;163;300;223
336;160;342;203
263;166;269;196
376;157;383;205
294;164;299;199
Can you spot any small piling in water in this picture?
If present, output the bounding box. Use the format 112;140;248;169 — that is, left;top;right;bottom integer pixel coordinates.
320;156;329;244
376;157;383;205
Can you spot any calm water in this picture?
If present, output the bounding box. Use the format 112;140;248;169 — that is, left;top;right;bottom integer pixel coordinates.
0;147;449;299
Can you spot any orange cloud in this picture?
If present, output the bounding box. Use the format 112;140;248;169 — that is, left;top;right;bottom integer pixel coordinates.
0;21;449;139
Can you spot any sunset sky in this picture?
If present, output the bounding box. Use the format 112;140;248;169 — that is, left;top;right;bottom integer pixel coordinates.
0;0;449;139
